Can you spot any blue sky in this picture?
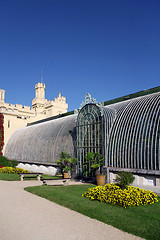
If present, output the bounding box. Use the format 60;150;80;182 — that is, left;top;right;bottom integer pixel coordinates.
0;0;160;111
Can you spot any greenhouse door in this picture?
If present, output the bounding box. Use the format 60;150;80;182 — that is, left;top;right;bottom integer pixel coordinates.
77;104;103;176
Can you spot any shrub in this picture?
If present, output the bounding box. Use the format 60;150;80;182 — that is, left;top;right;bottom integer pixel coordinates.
10;160;18;167
82;183;158;208
0;155;10;167
116;171;135;189
83;152;104;176
0;167;29;174
0;155;18;167
56;151;77;175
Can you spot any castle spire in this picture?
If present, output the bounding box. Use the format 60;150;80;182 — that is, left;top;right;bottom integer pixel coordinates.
41;70;43;83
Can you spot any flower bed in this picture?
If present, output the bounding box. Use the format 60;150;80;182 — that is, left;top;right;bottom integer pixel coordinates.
82;183;158;208
0;167;29;174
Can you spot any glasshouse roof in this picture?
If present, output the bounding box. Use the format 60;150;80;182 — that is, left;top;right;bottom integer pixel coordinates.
4;86;160;167
5;115;77;165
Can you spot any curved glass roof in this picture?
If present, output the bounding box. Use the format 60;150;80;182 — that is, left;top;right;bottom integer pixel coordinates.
103;92;160;170
76;92;160;173
5;91;160;172
5;115;77;165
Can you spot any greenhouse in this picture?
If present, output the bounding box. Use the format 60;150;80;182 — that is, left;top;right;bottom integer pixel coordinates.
5;115;77;164
4;88;160;187
77;92;160;183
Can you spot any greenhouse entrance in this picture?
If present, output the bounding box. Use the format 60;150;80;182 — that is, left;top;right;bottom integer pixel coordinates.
77;104;103;176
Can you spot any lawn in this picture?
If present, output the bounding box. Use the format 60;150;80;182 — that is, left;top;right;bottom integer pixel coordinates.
25;184;160;240
0;172;20;181
0;172;61;181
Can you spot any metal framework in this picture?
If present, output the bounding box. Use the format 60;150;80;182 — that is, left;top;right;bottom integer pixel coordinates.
77;92;160;175
77;104;103;176
106;92;160;170
5;115;77;164
5;91;160;175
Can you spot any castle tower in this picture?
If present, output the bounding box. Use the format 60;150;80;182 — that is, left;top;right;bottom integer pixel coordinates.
0;89;5;103
32;83;46;112
35;82;45;100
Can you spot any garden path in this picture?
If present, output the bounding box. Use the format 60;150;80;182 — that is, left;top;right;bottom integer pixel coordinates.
0;180;143;240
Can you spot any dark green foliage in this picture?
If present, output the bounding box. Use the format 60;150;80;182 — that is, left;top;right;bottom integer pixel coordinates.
56;151;77;175
83;152;104;176
0;155;18;167
116;171;135;189
10;160;18;167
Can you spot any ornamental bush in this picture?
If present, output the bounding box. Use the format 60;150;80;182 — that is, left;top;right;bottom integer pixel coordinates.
116;171;135;189
0;167;29;174
0;155;18;167
56;151;77;176
82;183;158;208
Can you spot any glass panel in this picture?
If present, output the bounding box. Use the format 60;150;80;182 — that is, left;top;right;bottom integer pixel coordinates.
77;104;103;177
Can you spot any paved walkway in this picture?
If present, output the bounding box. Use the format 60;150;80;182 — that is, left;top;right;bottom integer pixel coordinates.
0;180;143;240
133;184;160;194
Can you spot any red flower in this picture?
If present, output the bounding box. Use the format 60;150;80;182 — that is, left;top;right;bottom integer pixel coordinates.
0;113;4;155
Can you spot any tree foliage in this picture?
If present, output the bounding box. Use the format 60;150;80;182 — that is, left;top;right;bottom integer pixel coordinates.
116;171;135;189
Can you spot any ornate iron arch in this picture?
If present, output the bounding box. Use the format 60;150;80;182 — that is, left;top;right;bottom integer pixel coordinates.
76;103;103;176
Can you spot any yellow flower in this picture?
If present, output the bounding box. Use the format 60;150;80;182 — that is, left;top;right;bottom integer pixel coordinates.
82;183;158;208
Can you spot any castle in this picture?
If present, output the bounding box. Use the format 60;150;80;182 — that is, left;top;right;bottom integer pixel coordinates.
0;82;68;152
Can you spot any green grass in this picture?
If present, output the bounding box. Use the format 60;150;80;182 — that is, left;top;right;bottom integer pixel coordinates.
41;175;62;180
0;172;20;181
0;172;61;181
25;184;160;240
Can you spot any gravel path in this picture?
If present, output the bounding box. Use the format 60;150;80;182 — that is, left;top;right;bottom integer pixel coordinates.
0;180;143;240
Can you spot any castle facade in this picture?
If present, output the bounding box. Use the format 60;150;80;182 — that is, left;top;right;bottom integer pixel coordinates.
0;82;68;151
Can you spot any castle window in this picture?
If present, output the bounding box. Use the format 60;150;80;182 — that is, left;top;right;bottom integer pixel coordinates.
8;120;10;128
